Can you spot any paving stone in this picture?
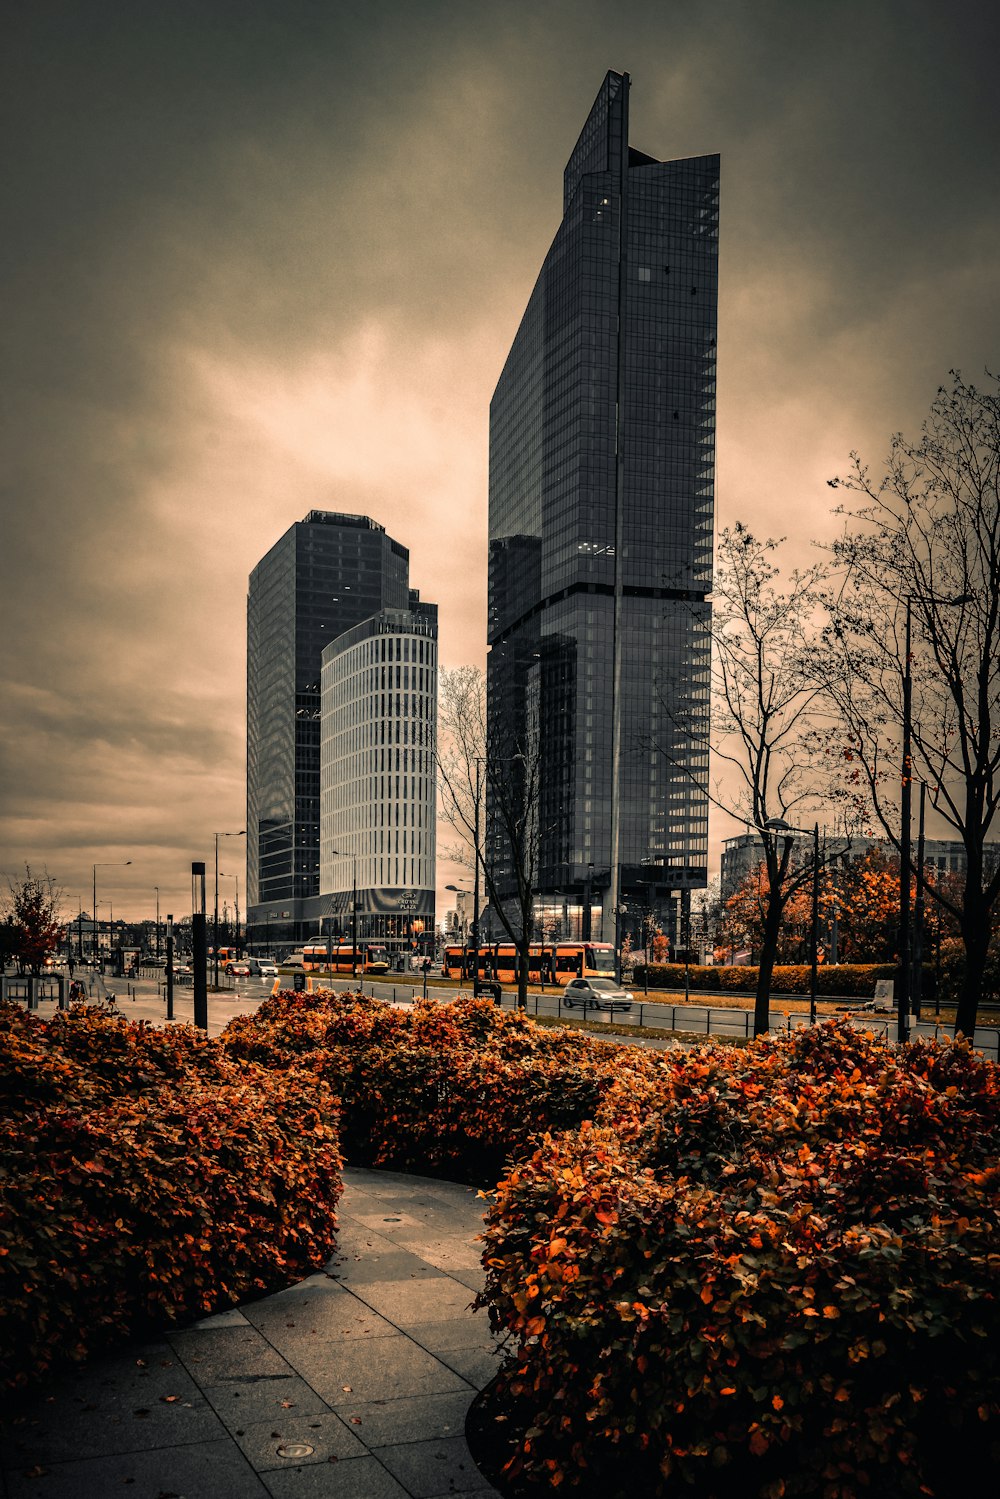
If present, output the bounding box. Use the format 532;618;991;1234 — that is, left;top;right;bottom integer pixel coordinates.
430;1346;504;1392
234;1409;367;1471
402;1315;498;1354
294;1334;472;1406
245;1290;399;1347
4;1437;269;1499
348;1275;479;1326
337;1390;475;1447
444;1264;488;1295
328;1250;449;1286
167;1325;294;1382
374;1434;490;1497
261;1452;411;1498
190;1306;251;1329
0;1345;223;1466
202;1374;332;1428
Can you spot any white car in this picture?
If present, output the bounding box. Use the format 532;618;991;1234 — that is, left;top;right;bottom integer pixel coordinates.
562;977;634;1010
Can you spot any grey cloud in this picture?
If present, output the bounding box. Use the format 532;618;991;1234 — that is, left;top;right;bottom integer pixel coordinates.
2;0;997;910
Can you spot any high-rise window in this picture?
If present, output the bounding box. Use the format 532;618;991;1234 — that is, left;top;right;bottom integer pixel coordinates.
487;71;716;947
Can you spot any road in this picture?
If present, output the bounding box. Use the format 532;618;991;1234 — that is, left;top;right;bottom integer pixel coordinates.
10;968;1000;1060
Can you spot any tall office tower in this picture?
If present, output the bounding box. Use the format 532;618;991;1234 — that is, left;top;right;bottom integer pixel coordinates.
488;70;717;950
246;511;410;950
319;601;438;954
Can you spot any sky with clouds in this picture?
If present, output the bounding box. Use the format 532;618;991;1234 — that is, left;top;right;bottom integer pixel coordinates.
2;0;997;923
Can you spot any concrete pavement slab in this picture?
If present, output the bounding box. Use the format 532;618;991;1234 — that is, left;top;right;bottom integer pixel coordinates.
201;1374;332;1427
337;1391;476;1447
4;1437;270;1499
1;1168;500;1498
260;1452;411;1498
292;1332;472;1406
0;1342;224;1467
373;1434;488;1497
347;1276;479;1326
233;1409;367;1471
167;1324;296;1381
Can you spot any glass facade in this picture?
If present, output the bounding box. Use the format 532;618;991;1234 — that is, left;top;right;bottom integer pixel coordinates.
246;511;410;947
488;71;716;946
319;604;437;951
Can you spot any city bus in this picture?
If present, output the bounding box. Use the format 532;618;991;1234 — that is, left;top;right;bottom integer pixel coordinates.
441;941;616;986
301;942;391;975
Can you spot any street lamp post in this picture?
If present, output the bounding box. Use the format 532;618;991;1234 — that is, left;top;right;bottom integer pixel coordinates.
897;592;972;1044
446;886;471;980
154;886;160;958
809;824;820;1025
93;861;131;965
472;758;482;984
898;598;914;1044
330;850;358;979
213;830;245;987
912;781;927;1022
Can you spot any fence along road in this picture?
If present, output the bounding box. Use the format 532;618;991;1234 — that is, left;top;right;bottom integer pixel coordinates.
8;968;999;1063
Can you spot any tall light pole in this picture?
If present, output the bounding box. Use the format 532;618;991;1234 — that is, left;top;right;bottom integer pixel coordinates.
898;597;914;1044
330;849;358;979
446;885;470;978
897;593;972;1044
154;886;160;958
473;758;481;983
93;860;131;964
213;830;245;987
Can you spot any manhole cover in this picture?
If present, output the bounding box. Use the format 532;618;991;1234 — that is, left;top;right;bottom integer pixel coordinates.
276;1443;315;1459
383;1216;402;1222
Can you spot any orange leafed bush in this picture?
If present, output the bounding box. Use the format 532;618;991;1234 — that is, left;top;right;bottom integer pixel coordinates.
222;988;648;1182
478;1020;1000;1497
635;961;899;996
0;1001;342;1391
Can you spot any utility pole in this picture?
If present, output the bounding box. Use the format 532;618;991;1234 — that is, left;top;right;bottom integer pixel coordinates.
165;914;174;1022
472;758;482;984
897;598;913;1044
192;863;208;1031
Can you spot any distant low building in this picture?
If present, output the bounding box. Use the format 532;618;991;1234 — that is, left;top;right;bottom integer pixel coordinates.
721;830;993;899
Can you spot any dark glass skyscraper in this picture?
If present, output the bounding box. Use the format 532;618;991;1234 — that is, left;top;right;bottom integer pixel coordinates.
488;71;717;947
246;511;410;948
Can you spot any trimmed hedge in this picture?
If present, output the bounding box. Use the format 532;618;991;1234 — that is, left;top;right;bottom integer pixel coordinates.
221;988;653;1183
477;1019;1000;1497
0;1001;342;1391
633;961;901;996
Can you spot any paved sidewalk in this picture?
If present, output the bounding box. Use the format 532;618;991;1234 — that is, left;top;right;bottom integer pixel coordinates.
1;1170;503;1498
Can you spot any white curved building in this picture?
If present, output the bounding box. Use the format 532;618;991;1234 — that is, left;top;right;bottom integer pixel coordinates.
319;600;437;955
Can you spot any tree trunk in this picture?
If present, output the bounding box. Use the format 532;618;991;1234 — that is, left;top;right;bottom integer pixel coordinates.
753;896;785;1037
955;903;987;1040
516;932;529;1010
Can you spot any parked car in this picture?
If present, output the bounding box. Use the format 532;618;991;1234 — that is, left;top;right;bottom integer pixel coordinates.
562;977;634;1010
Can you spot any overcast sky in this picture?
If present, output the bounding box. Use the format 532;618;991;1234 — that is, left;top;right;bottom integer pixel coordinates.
2;0;997;923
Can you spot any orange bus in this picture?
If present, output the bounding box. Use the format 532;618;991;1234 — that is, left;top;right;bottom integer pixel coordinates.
441;941;616;986
301;942;391;975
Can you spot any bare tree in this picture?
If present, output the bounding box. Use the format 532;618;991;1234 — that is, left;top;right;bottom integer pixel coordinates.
436;666;542;1009
654;525;839;1033
823;371;1000;1038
